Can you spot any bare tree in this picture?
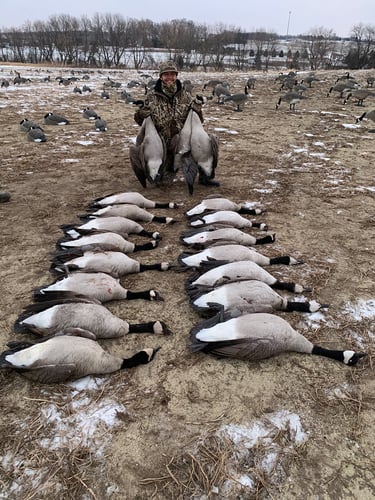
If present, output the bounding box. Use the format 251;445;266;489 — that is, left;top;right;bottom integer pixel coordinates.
302;27;337;70
345;23;375;69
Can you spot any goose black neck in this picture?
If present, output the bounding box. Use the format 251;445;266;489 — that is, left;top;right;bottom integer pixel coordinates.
121;351;150;368
139;263;166;272
128;321;157;333
312;346;344;362
272;281;297;292
269;255;292;265
125;290;153;301
286;301;311;312
134;241;157;252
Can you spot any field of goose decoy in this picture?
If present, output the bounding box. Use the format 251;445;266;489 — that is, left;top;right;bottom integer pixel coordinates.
0;63;375;499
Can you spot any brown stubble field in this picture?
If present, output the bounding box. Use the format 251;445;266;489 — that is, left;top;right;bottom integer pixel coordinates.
0;63;375;499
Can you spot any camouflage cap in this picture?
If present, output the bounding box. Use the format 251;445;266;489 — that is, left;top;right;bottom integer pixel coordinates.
159;60;178;76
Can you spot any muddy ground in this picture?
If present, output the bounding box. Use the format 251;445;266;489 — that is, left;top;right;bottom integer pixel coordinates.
0;64;374;499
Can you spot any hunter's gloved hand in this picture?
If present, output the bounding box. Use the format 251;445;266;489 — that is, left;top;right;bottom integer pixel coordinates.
134;100;151;125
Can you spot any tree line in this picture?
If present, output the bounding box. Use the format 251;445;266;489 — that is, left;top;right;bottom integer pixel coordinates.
1;14;374;71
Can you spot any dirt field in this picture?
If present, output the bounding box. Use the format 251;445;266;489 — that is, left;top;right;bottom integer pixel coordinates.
0;63;374;499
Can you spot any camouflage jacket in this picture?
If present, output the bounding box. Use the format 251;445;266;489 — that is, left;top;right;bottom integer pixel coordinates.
134;79;203;144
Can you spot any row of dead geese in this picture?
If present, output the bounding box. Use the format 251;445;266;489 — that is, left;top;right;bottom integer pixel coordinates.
0;192;180;383
0;194;366;384
176;197;365;368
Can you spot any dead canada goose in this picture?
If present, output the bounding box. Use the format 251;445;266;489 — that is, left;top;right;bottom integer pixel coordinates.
33;272;164;304
172;109;219;194
60;216;161;240
56;231;158;254
88;192;178;210
222;87;249;111
50;248;170;278
276;92;307;111
130;116;167;187
186;280;327;317
356;109;375;131
0;334;159;384
186;197;263;217
189;311;366;366
178;244;302;269
83;204;176;224
188;210;268;231
343;89;375;106
14;297;172;338
186;259;307;293
180;226;275;249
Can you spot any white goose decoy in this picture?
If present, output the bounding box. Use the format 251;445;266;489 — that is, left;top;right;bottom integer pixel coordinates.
130;116;167;187
60;216;161;240
50;248;170;278
33;272;164;303
189;312;366;366
88;192;178;209
186;197;262;217
186;259;307;293
83;204;176;224
14;298;172;338
178;244;302;268
57;231;158;253
188;210;268;231
187;280;326;316
180;226;275;248
172;109;219;194
0;334;159;383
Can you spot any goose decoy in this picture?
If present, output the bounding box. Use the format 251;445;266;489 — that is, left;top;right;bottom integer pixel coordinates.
57;231;158;254
326;81;358;98
1;79;10;88
73;86;82;94
101;90;110;99
0;334;159;383
88;192;178;210
95;116;108;131
50;248;170;278
85;204;176;224
180;226;275;248
344;89;375;106
19;118;41;132
189;312;366;366
27;126;47;143
188;210;268;231
202;79;225;91
186;197;263;217
172;109;219;194
44;112;70;125
246;77;256;89
222;87;249;111
82;107;98;120
33;272;164;304
276;92;307;110
367;76;375;88
301;74;320;88
213;83;231;103
129;116;167;187
356;109;375;131
60;216;161;240
186;280;326;316
14;297;172;338
186;259;307;293
178;244;302;269
82;85;92;92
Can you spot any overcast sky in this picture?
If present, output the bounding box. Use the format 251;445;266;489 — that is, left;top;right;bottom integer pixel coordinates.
1;0;373;38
